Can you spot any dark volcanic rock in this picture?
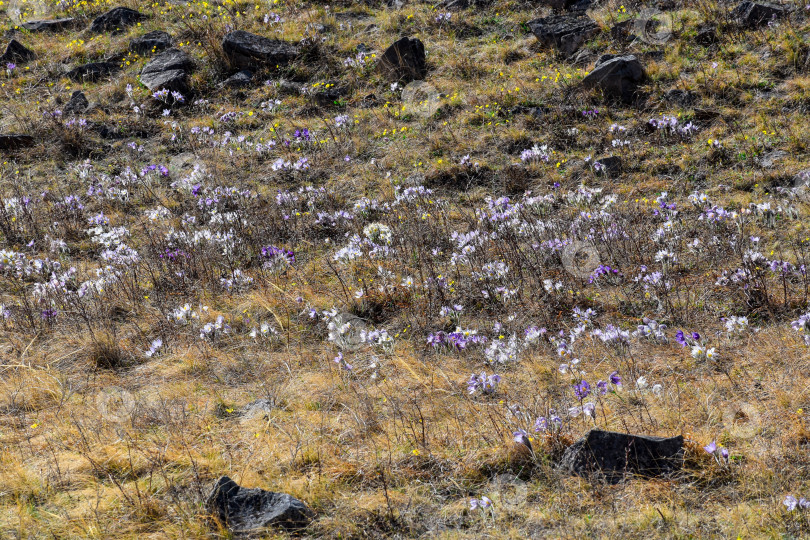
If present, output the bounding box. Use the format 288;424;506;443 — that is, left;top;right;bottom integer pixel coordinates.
1;40;36;64
222;31;300;70
594;155;622;176
129;31;172;55
220;70;253;88
140;48;194;92
559;429;684;483
695;23;718;45
67;62;118;83
0;134;35;151
207;476;314;532
20;18;75;32
537;0;592;11
378;36;426;82
732;1;787;28
581;54;646;103
90;7;145;33
528;15;599;57
64;91;89;114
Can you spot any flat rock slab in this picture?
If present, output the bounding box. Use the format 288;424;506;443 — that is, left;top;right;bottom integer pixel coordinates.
207;476;313;532
733;1;787;28
378;36;426;82
222;31;300;70
20;18;75;32
528;15;599;57
90;7;146;33
559;429;684;483
1;40;36;64
67;62;119;83
582;54;646;103
130;31;172;55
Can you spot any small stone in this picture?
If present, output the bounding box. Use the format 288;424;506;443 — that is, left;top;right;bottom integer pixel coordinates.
207;476;314;532
732;1;787;28
220;70;253;88
558;429;684;483
64;91;89;115
129;31;172;56
0;134;35;151
66;62;118;83
0;40;36;64
90;7;146;33
581;54;646;103
756;150;787;169
222;31;300;70
377;37;426;82
140;48;195;93
528;15;599;57
20;18;75;32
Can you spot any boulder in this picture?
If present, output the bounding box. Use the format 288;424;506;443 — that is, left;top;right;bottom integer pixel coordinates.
130;31;172;55
528;15;599;57
558;429;684;483
207;476;314;532
67;62;118;83
377;36;426;82
90;7;145;33
20;18;75;32
581;54;646;103
222;31;300;70
64;91;89;115
732;1;787;28
0;134;35;151
140;48;194;93
0;40;36;64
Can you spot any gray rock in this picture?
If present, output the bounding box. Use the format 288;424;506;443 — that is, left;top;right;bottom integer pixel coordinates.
664;88;696;106
0;40;36;64
207;476;314;532
0;134;34;151
220;70;253;88
732;1;787;28
528;15;599;57
558;429;684;483
130;31;172;55
64;91;89;115
90;7;145;33
222;31;300;70
378;36;426;82
581;54;646;103
793;169;810;188
20;18;75;32
140;48;194;93
67;62;118;83
756;150;787;169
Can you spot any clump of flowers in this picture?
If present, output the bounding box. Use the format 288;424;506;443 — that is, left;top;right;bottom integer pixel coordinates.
261;245;294;273
467;372;501;395
363;223;393;246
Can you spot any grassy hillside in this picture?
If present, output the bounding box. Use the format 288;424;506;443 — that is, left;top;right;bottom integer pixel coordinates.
1;0;810;537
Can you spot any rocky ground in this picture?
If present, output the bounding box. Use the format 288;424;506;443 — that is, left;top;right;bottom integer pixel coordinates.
1;0;810;537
